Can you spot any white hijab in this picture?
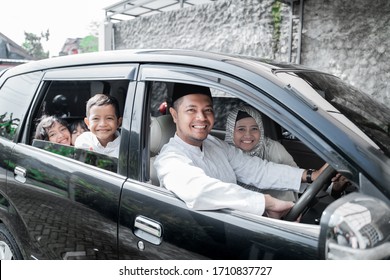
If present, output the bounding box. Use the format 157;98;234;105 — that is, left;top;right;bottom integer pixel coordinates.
225;105;270;159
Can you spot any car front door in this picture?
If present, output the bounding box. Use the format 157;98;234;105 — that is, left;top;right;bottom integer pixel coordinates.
117;64;322;259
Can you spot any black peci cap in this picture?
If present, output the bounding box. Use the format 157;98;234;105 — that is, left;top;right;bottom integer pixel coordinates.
171;83;212;106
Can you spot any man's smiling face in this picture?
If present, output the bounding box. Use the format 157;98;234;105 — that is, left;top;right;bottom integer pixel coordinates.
170;93;214;147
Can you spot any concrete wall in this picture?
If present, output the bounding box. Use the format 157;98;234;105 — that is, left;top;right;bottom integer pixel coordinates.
302;0;390;107
110;0;390;108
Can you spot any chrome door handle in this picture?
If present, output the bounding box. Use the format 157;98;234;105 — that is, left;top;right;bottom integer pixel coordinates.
14;166;27;183
134;216;162;245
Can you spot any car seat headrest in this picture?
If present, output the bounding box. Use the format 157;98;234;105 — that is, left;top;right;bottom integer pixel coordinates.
150;114;176;156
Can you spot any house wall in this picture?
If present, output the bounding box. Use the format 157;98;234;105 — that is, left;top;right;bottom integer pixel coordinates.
301;0;390;106
110;0;390;107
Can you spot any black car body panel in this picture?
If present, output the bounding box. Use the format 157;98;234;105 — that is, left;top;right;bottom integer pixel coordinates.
0;49;389;260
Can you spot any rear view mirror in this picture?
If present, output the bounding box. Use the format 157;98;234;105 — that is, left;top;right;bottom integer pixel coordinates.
319;193;390;259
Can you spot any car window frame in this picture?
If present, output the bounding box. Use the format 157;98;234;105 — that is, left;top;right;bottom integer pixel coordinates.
137;63;344;170
20;64;139;176
0;71;43;142
134;64;343;225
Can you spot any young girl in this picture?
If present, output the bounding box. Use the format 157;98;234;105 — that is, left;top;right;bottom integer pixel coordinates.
69;119;89;146
34;115;72;145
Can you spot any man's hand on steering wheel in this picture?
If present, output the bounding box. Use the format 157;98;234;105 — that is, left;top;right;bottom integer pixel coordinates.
284;164;337;222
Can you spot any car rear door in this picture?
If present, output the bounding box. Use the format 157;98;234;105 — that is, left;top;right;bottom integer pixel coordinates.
5;64;138;259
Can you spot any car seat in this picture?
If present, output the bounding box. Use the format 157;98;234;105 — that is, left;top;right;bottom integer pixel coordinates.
149;114;176;185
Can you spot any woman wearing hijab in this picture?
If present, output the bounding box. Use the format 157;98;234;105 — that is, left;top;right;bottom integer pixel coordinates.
225;104;298;201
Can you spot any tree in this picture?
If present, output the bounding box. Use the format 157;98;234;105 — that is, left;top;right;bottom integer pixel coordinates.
79;21;100;53
79;35;98;53
22;30;50;59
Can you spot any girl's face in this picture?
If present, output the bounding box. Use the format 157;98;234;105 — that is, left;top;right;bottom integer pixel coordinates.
233;117;260;152
47;121;71;145
71;123;87;146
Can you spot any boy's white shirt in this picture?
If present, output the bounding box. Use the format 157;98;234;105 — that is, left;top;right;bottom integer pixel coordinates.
74;131;121;158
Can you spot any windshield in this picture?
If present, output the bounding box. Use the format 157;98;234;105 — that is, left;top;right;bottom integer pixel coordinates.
277;71;390;157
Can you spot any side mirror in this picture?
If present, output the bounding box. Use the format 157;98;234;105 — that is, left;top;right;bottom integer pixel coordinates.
319;193;390;259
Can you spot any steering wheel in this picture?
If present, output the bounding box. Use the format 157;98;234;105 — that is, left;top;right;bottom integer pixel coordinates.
284;165;337;222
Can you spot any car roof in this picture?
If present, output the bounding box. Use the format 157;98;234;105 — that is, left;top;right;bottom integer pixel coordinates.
0;48;364;146
2;48;320;80
2;49;332;108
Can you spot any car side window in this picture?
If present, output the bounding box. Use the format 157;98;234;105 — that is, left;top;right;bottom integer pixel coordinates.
145;77;325;188
30;79;128;173
0;71;41;141
146;81;254;185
